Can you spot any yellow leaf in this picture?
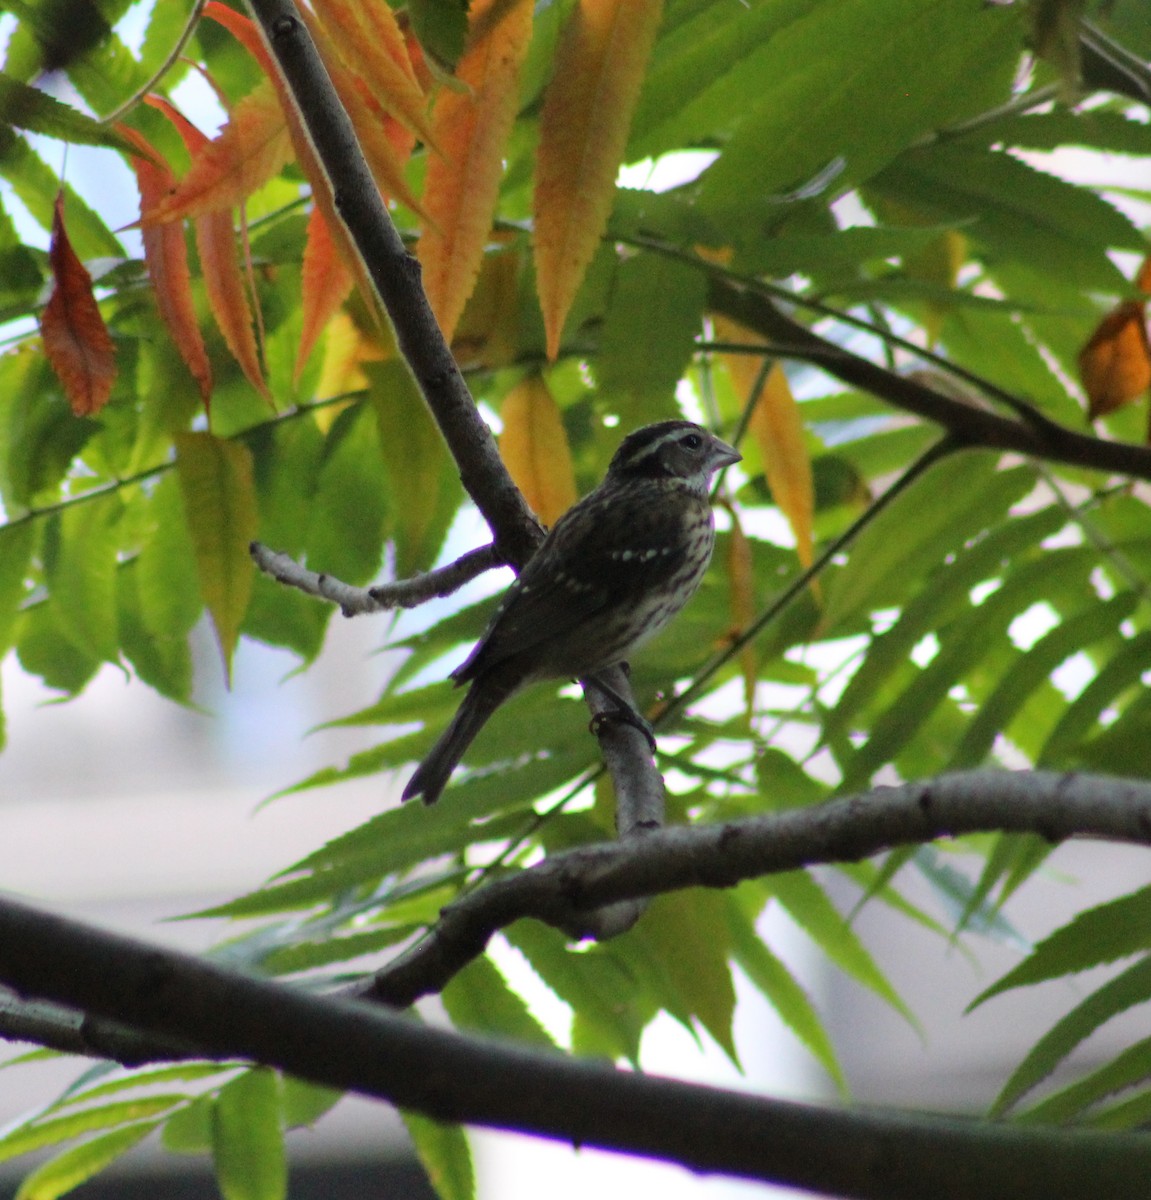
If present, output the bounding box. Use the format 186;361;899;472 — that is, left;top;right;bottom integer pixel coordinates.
311;0;437;149
175;432;258;682
296;205;355;382
534;0;664;359
499;375;577;526
418;0;534;342
748;362;816;573
903;228;967;349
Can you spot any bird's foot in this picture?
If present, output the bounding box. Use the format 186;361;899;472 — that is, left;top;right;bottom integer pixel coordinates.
589;706;657;753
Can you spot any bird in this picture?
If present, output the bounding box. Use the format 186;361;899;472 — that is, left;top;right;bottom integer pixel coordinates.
402;419;741;804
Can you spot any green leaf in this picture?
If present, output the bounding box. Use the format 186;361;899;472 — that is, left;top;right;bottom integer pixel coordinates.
0;1098;180;1165
16;599;101;696
161;1097;214;1154
303;402;388;586
989;956;1151;1115
442;954;555;1048
972;885;1151;1009
1018;1035;1151;1125
212;1068;286;1200
766;870;916;1026
505;920;651;1063
175;432;258;679
279;1077;343;1131
726;886;845;1091
596;253;706;424
14;1121;159;1200
696;0;1022;213
402;1111;474;1200
869;142;1143;293
41;498;121;664
369;362;461;579
406;0;469;71
0;74;141;152
626;889;739;1064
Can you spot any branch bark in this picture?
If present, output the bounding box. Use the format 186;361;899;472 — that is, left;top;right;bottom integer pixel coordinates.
2;885;1151;1200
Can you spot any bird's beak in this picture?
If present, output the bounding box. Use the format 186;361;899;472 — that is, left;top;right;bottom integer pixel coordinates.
711;438;741;470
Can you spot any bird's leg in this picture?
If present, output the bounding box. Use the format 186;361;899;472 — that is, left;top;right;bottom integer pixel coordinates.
581;672;657;753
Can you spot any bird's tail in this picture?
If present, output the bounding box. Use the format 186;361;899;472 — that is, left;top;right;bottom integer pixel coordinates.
402;679;509;804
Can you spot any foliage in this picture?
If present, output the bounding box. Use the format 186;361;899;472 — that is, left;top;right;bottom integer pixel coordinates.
0;0;1150;1197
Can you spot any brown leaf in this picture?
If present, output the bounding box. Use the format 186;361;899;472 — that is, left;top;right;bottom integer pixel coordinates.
1079;300;1151;420
40;193;117;416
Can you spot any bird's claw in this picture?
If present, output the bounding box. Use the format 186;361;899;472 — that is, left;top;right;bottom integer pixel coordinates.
589;707;658;754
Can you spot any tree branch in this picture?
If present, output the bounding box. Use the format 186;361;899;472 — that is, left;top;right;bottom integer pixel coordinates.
2;887;1151;1200
249;540;503;614
243;0;670;916
707;276;1151;482
351;768;1151;1007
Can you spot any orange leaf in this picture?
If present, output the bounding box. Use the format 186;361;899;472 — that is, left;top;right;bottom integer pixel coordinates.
149;97;269;403
203;2;275;74
1136;253;1151;295
748;362;816;572
120;124;212;408
141;79;292;224
296;205;355;381
1079;300;1151;420
298;5;427;219
499;375;577;526
534;0;664;360
310;0;437;148
40;193;117;417
417;0;533;342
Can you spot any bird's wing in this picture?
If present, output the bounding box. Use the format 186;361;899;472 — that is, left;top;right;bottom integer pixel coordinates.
452;487;691;684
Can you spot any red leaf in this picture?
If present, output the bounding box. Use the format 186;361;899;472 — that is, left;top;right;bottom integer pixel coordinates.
120;123;212;408
148;96;269;404
296;205;355;381
1079;300;1151;420
40;193;117;417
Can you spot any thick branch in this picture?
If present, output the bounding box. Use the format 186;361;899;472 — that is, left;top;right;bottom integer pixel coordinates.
1;890;1151;1200
353;769;1151;1006
708;277;1151;482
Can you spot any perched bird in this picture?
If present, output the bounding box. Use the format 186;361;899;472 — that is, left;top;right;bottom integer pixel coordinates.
402;420;741;804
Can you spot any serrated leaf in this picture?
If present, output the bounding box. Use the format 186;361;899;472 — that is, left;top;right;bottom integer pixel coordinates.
989;956;1151;1115
498;374;577;525
1019;1035;1151;1125
0;74;140;152
14;1121;159;1200
40;192;116;417
767;870;916;1027
596;250;704;422
726;886;844;1091
972;884;1151;1011
369;361;461;577
442;953;555;1048
417;0;534;341
0;1099;179;1165
534;0;665;358
175;432;258;678
141;82;292;224
212;1068;286;1200
697;0;1021;214
43;497;120;665
402;1111;474;1200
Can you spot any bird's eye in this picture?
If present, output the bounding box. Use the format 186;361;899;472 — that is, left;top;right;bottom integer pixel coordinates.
681;433;703;451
